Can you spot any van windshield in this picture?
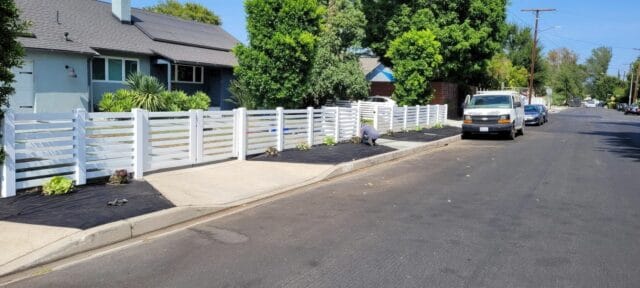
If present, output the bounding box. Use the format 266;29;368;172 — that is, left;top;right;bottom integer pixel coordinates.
467;95;512;109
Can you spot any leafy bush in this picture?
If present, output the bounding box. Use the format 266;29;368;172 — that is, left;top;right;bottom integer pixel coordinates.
99;74;213;112
99;89;136;112
323;136;336;146
296;142;310;151
414;125;422;132
187;91;211;110
433;122;444;129
361;119;373;125
42;176;74;196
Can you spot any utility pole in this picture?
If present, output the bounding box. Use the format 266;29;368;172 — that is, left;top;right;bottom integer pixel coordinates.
629;64;634;106
522;8;556;105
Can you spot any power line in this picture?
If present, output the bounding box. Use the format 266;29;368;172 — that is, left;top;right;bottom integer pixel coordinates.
544;33;639;51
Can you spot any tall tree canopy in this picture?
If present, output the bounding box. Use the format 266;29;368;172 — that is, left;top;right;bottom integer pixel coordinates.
1;0;29;108
386;30;442;105
363;0;508;84
231;0;323;108
307;0;369;106
546;48;586;104
486;53;528;89
503;24;547;94
145;0;221;25
583;46;619;101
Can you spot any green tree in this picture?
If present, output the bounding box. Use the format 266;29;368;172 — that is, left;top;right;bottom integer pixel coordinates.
486;53;529;89
546;48;586;104
503;24;547;94
363;0;508;84
386;30;442;105
307;0;369;106
1;0;29;108
145;0;221;25
232;0;324;109
584;46;613;99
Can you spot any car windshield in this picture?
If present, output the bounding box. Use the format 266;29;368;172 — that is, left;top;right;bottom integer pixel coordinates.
467;95;512;108
525;106;538;112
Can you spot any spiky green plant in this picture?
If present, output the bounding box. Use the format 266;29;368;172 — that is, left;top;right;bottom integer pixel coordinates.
126;73;166;111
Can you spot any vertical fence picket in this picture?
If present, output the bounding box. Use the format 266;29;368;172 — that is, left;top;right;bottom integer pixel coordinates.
189;110;198;164
403;106;408;131
232;109;238;157
426;105;431;127
443;104;448;123
415;105;420;128
236;108;247;160
307;107;314;146
276;107;284;151
373;105;379;130
133;109;147;179
436;105;441;124
356;101;362;136
74;109;87;185
1;110;15;198
334;107;340;141
389;106;394;132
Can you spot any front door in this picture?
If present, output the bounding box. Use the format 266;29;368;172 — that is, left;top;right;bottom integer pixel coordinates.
9;60;35;113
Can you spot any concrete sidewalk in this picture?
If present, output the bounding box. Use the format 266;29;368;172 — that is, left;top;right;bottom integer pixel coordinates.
0;132;461;278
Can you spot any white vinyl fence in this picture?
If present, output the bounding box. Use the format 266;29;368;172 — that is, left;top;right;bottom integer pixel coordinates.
1;104;447;198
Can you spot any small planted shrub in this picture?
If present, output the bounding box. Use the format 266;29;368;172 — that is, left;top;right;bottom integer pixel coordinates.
108;169;129;185
265;146;279;157
323;136;336;146
296;142;310;151
187;91;212;110
42;176;74;196
350;136;362;144
433;122;444;129
361;119;373;125
99;89;136;112
414;125;422;132
386;129;395;137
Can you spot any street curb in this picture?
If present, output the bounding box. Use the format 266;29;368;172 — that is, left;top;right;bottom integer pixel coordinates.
0;134;461;278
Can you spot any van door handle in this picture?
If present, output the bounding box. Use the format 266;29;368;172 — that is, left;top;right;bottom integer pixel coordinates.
19;72;33;74
19;106;34;108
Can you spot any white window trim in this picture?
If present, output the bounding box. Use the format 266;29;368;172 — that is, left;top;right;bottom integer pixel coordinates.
91;56;140;83
172;64;204;84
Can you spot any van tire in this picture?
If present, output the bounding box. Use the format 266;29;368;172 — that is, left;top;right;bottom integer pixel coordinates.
506;125;516;140
461;132;470;139
517;125;524;136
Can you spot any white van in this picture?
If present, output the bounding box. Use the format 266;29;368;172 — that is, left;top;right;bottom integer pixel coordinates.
462;91;525;140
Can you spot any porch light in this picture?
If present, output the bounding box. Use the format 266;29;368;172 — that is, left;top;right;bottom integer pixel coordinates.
65;65;77;78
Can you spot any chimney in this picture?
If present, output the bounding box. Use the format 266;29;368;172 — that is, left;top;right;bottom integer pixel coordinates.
112;0;131;23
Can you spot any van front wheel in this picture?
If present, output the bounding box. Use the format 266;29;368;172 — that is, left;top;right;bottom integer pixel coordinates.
506;125;516;140
517;125;524;136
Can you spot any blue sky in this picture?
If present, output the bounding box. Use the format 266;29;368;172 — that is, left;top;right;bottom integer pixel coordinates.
130;0;640;76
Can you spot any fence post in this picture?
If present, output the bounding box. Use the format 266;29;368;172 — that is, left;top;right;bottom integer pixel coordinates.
415;105;420;128
334;107;341;141
2;110;15;198
444;104;448;124
232;109;237;157
436;105;441;124
307;107;314;146
133;108;147;180
389;106;394;132
403;105;408;131
236;108;247;161
276;107;284;151
355;101;362;137
373;105;379;130
74;108;87;186
426;105;431;126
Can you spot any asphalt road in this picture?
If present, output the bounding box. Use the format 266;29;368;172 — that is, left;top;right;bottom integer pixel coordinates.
6;108;640;288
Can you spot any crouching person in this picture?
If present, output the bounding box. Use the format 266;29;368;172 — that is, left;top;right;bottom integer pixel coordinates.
360;124;379;146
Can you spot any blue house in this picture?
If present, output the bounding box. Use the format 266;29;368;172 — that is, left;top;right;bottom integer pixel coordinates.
12;0;239;113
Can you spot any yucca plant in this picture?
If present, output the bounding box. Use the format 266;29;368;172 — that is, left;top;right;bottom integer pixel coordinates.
126;73;166;111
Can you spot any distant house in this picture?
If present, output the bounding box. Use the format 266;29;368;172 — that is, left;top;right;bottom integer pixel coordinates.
12;0;239;113
359;57;395;97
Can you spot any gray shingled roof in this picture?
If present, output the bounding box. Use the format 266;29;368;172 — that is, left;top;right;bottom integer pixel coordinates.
15;0;238;67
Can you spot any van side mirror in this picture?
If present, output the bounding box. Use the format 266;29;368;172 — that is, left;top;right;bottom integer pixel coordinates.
515;102;522;108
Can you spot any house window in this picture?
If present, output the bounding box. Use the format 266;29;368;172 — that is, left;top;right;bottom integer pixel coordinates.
173;65;203;84
91;57;139;82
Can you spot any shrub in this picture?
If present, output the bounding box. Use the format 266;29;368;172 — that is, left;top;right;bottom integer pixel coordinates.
350;136;362;144
296;142;310;151
161;90;189;112
99;89;136;112
433;122;444;129
361;119;373;125
414;125;422;132
187;91;211;110
265;146;279;157
108;169;129;185
42;176;74;196
323;136;336;146
126;73;166;111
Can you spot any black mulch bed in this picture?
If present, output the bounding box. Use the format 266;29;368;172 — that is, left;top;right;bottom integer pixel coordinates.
251;143;397;165
381;126;461;142
251;126;460;165
0;181;174;230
